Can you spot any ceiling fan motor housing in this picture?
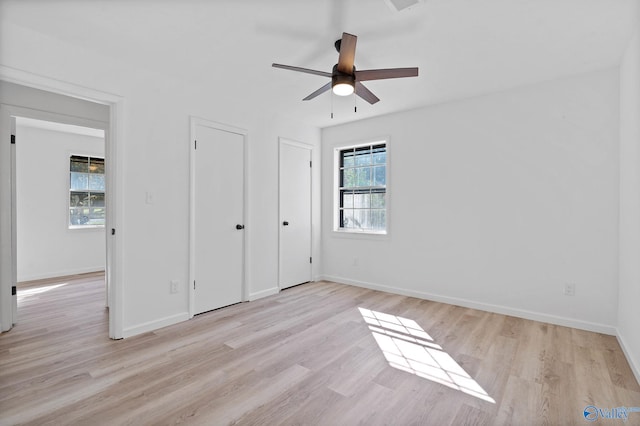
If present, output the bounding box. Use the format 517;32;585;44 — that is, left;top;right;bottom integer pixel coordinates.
331;64;356;89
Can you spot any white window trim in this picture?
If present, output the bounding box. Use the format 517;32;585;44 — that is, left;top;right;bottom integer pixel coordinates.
333;137;390;237
67;151;106;230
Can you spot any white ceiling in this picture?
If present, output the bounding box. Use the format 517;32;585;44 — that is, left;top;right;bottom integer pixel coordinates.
2;0;639;128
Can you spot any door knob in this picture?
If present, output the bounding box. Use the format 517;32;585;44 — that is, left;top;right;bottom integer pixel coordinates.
282;221;289;226
236;224;245;230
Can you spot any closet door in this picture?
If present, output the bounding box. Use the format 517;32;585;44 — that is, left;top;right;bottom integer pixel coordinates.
193;123;244;314
279;139;312;289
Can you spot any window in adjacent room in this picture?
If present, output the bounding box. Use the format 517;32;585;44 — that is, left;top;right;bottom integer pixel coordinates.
335;141;387;234
69;155;105;228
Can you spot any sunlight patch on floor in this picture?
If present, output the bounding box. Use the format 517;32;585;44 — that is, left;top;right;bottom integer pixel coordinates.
18;283;69;303
359;307;495;403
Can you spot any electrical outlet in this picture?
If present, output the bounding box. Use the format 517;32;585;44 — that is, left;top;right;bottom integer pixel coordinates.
170;280;179;294
564;283;575;296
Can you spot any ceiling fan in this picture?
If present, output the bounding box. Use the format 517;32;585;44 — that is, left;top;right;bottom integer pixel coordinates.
272;32;419;105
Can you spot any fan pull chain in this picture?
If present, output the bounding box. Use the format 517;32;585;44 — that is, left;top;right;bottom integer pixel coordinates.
354;90;357;113
331;91;334;119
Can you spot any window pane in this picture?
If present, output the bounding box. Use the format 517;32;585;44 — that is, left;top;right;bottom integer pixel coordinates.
90;158;105;174
342;150;355;167
89;192;105;207
373;166;386;186
70;155;88;172
371;210;386;230
354;192;369;208
89;174;105;191
354;147;372;166
371;192;385;208
354;209;370;229
70;207;90;225
373;147;386;164
356;167;371;187
342;191;354;208
342;209;357;228
88;208;105;225
70;191;89;207
342;168;356;188
70;172;88;190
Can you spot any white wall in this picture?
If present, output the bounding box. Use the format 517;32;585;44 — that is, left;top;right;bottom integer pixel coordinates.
0;18;321;336
16;122;105;281
322;69;620;333
618;27;640;382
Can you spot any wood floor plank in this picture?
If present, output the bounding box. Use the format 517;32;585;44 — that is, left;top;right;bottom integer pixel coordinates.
1;274;639;425
326;381;395;426
451;403;494;426
493;375;542;425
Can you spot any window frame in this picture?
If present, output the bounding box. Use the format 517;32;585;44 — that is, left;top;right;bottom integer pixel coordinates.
68;153;106;230
333;138;389;236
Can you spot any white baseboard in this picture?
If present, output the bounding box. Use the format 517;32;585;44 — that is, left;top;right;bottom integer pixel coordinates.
319;274;617;336
122;312;190;339
616;330;640;386
18;267;105;283
249;286;280;301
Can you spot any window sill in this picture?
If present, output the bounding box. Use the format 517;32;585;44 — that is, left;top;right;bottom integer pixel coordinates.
332;229;389;240
68;225;106;231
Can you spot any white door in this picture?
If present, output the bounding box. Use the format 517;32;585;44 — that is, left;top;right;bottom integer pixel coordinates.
193;123;244;314
279;140;312;289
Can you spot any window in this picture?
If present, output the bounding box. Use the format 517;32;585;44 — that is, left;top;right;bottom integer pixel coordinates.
336;142;387;233
69;155;105;227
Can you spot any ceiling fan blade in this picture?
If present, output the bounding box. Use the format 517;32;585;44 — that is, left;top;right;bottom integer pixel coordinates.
337;32;357;74
355;82;380;104
272;63;332;78
303;82;332;101
355;67;419;81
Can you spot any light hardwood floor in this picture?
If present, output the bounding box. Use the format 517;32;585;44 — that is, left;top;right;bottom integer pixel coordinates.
1;273;639;425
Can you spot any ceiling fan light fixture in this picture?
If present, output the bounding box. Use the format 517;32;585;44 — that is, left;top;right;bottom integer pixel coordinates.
332;82;354;96
332;73;355;96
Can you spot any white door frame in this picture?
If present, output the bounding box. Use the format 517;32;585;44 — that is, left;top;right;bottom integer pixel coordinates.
0;65;125;339
188;116;248;318
278;137;313;290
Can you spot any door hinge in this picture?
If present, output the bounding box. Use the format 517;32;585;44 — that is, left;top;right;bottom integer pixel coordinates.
111;228;116;235
10;134;16;145
310;257;312;264
309;160;312;167
193;280;196;290
194;140;197;150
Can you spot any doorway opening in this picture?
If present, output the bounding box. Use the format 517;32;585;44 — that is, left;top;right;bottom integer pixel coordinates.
13;118;107;326
0;72;124;339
